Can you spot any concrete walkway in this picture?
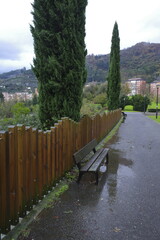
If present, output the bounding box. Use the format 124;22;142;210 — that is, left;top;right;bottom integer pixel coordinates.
17;113;160;240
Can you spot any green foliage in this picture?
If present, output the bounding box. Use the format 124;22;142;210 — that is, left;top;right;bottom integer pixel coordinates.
0;118;16;131
107;22;121;110
31;0;87;129
83;82;107;101
119;95;131;110
93;93;107;107
80;99;103;117
54;185;69;198
0;101;16;118
148;102;160;109
0;103;41;130
132;95;150;111
32;94;38;105
11;102;30;119
0;90;4;103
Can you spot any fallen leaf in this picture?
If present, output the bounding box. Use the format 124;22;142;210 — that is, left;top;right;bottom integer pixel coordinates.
113;227;121;232
64;210;73;214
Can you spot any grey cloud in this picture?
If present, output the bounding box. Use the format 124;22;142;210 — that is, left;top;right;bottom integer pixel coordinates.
0;40;22;60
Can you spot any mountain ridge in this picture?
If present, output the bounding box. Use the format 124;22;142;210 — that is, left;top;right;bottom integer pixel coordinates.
0;42;160;93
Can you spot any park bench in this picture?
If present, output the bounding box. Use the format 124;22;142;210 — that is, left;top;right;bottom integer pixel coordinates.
122;111;127;119
73;139;109;184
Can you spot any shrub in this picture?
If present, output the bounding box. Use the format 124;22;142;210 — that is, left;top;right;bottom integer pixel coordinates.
11;102;30;119
80;99;102;117
132;95;150;112
119;95;131;110
93;93;107;107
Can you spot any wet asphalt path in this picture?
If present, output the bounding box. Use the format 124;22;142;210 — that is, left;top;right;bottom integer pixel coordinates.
19;113;160;240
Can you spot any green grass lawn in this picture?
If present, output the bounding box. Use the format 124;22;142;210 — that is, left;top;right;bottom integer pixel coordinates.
148;102;160;109
124;105;137;112
147;115;160;124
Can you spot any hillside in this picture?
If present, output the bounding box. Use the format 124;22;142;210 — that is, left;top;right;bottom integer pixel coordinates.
0;42;160;93
0;68;37;93
86;42;160;83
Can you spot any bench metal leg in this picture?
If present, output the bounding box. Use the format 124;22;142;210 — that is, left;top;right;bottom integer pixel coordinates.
95;171;99;185
106;153;109;165
77;171;84;184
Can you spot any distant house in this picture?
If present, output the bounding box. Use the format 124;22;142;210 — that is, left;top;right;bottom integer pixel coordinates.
150;80;160;97
2;92;33;101
126;78;146;96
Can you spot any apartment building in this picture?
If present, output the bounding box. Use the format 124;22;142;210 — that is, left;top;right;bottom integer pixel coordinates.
2;92;33;101
126;78;146;96
150;81;160;97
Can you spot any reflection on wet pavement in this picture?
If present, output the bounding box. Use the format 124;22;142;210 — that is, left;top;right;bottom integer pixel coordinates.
102;148;134;206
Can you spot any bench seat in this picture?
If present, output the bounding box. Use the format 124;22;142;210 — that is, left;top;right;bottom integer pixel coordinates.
73;139;109;184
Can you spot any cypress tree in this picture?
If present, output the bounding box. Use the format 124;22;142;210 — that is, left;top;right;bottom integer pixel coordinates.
107;22;121;110
31;0;87;129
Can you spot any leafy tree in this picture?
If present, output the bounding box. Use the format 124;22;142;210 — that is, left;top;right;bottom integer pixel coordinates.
80;99;102;117
83;82;107;102
119;95;131;110
107;22;121;110
31;0;87;129
0;100;16;118
132;95;150;112
93;93;107;107
11;102;30;119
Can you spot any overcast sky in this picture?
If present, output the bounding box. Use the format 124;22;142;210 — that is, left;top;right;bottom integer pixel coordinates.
0;0;160;73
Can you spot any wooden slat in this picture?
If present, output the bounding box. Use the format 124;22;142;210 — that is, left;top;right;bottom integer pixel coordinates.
73;139;97;163
54;123;59;179
61;119;67;174
8;126;19;224
25;127;33;210
88;148;109;172
80;149;103;171
65;118;70;171
31;128;38;204
58;121;63;177
17;125;26;217
51;127;56;183
0;131;10;234
47;130;52;187
42;131;47;194
37;130;43;198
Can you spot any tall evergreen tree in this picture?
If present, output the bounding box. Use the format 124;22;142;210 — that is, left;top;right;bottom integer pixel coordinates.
30;0;87;129
107;22;121;110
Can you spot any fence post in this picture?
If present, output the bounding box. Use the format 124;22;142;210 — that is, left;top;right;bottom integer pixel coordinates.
37;130;43;199
0;131;10;234
58;120;63;177
8;126;19;225
25;126;33;210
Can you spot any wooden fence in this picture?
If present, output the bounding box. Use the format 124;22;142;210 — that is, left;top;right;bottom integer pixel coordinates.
0;109;121;235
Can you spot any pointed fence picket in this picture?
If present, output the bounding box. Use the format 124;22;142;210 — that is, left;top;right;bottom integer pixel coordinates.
0;109;121;236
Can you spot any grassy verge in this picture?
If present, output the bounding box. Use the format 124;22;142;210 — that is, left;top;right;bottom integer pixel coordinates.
147;116;160;124
97;117;123;149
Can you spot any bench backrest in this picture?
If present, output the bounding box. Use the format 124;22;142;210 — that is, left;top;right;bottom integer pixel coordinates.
73;139;97;164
